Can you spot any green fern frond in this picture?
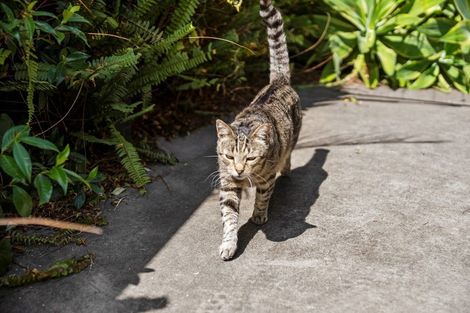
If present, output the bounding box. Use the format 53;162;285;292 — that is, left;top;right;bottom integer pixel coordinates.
167;0;200;33
136;143;178;165
134;0;159;18
25;44;38;125
142;23;194;60
71;132;117;145
0;81;56;92
124;20;162;44
109;125;151;187
83;48;141;82
129;48;207;95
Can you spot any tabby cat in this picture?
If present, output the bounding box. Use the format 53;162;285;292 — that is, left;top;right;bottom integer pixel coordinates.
215;0;302;260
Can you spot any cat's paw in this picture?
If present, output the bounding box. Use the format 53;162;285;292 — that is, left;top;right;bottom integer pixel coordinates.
219;241;237;261
250;214;268;225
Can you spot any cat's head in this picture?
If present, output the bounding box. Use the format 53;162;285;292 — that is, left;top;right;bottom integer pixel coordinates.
216;119;272;181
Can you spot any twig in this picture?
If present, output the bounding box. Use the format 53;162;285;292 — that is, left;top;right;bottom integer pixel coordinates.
188;36;255;55
304;55;333;73
291;13;331;59
0;217;103;235
36;81;85;136
87;32;131;42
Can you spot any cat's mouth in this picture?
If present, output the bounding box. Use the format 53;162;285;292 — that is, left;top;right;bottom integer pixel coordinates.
232;174;247;181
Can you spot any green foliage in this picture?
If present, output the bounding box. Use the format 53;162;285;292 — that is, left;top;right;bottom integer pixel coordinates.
0;124;101;217
0;0;211;186
316;0;470;92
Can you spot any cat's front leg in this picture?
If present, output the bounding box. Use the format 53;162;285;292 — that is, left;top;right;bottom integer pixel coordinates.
251;174;276;225
219;185;242;260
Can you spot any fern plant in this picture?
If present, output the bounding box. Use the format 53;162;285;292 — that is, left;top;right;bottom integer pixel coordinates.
0;0;209;187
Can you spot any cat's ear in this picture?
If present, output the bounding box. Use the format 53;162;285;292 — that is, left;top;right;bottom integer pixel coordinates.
251;123;272;144
216;119;235;139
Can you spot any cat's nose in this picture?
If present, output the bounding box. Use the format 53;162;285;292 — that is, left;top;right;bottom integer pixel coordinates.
235;164;244;175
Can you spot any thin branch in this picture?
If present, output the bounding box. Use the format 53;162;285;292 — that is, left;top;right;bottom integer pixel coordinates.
87;32;131;42
291;13;331;59
36;81;84;136
0;217;103;235
304;55;333;73
188;36;255;55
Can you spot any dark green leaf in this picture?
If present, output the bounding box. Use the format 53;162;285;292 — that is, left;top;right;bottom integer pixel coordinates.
417;18;455;38
56;144;70;166
67;14;91;25
74;191;86;209
12;185;33;216
21;136;59;152
56;25;88;45
34;174;53;205
64;168;91;189
382;32;436;59
12;142;32;183
48;166;68;194
34;21;58;36
32;11;58;19
1;125;29;152
0;155;24;179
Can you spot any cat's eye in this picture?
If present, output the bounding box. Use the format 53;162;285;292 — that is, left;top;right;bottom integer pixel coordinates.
246;156;257;161
225;154;234;160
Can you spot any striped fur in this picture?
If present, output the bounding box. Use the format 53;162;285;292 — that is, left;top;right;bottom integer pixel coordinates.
260;0;290;83
215;0;301;260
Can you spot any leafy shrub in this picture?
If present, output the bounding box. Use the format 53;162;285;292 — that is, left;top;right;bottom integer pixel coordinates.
0;121;101;217
317;0;470;93
0;0;209;187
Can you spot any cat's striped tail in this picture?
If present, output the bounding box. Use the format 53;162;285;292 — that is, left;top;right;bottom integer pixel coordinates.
259;0;290;83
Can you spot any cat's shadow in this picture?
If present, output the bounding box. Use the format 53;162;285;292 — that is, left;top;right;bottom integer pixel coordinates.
234;148;329;258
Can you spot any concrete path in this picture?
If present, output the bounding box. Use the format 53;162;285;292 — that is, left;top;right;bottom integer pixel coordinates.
1;85;469;313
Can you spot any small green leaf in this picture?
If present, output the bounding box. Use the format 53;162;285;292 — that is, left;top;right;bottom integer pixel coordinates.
34;21;58;37
56;25;88;45
32;11;58;19
87;166;99;180
1;125;29;152
62;5;81;24
34;174;53;205
74;191;86;209
48;166;68;194
56;144;70;166
12;185;33;216
67;14;91;25
21;136;59;152
0;238;12;275
12;142;32;183
0;155;24;179
64;168;91;189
